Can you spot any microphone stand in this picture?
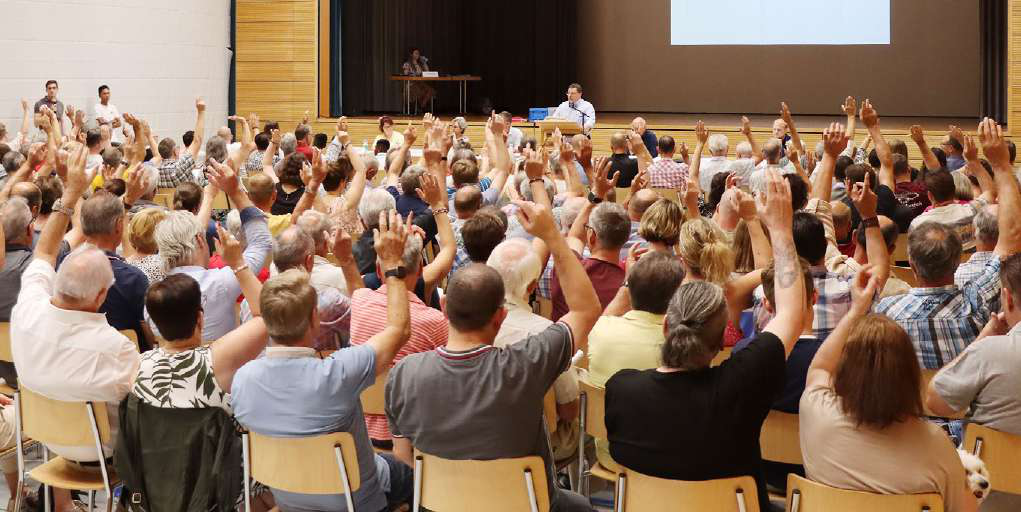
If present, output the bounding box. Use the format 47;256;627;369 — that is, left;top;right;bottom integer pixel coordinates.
569;102;589;136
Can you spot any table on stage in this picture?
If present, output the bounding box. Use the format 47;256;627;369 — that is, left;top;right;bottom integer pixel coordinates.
390;75;481;115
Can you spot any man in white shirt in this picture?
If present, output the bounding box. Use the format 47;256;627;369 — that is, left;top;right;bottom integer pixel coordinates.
549;83;595;134
909;170;988;251
699;134;731;192
500;111;524;152
11;144;140;511
92;85;123;144
749;138;792;194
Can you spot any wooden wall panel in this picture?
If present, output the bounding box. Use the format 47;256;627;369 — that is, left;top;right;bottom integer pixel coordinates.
1010;0;1021;135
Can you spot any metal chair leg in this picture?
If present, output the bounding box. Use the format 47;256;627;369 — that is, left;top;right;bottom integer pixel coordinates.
87;490;94;510
43;484;50;512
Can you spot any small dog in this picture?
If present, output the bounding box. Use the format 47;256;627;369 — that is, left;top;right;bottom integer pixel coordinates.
958;449;990;503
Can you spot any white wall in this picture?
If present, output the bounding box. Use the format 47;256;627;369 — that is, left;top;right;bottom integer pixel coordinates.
0;0;231;146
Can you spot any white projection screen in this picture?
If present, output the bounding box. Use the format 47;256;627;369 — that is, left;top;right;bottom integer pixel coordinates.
670;0;890;46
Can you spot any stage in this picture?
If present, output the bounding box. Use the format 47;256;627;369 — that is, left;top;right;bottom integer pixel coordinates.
303;112;980;168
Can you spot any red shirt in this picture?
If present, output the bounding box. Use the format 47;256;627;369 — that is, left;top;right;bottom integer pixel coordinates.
296;141;314;162
208;254;269;302
550;252;625;322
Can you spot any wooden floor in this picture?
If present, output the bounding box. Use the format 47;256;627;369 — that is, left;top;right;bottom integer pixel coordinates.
298;111;984;169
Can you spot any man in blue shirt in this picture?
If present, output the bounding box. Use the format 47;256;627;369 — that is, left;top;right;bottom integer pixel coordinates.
232;210;414;512
631;117;658;158
550;83;596;135
386;166;436;242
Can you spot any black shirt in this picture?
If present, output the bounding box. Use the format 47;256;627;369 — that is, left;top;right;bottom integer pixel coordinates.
733;335;821;414
641;130;658;158
605;332;786;509
271;183;304;215
842;183;913;232
610;153;639;188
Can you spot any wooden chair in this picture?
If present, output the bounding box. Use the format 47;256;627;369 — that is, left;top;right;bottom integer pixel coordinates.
15;388;118;512
891;234;909;265
786;474;943;512
919;369;964;419
118;329;141;353
577;379;619;495
963;424;1021;495
211;191;231;210
413;452;551;512
535;297;553;320
358;369;391;453
543;389;557;438
711;347;733;367
0;322;16;394
242;431;361;512
652;188;680;202
616;472;760;512
759;410;803;465
890;266;917;288
152;193;173;209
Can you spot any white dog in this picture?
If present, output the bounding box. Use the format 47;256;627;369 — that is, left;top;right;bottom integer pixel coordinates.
958;449;990;503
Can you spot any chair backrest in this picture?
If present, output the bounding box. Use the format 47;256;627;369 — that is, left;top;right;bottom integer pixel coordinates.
211;191;230;210
153;193;173;209
359;369;388;415
416;452;551;512
0;322;12;363
918;369;964;419
964;423;1021;495
619;472;759;512
653;188;679;203
614;187;632;204
248;431;361;494
710;347;732;367
786;474;943;512
892;234;909;264
19;387;111;447
543;388;557;435
891;266;917;288
580;379;607;439
759;410;802;465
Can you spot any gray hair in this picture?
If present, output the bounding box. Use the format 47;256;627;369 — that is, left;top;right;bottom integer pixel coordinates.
814;140;826;161
735;141;753;158
662;281;727;370
516;172;555;203
361;153;379;174
707;134;728;155
279;133;297;156
225;209;244;242
81;192;125;237
378;232;423;274
156;210;203;270
274;225;314;272
1;197;33;244
974;204;999;248
763;138;782;163
141;163;159;197
487;238;542;301
589;202;630;249
205;135;228;165
54;245;114;304
358;188;396;229
908;222;962;283
399;166;426;197
452;116;468;133
559;197;587;234
2;151;24;175
296;209;335;249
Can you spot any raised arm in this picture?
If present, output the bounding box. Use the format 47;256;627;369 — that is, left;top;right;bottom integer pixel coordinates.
484;114;512;196
291;147;327;224
780;102;804;162
207;160;270;272
524;148;554;210
909;125;941;172
417;174;455;288
849;173;890;287
516;200;601;351
18;99;31;142
842;96;857;149
963;134;995;204
216;224;262;316
757;168;806;354
740;116;763;166
365;210;412;376
811;123;849;203
980;118;1021;258
628;129;654;171
262;129;281;182
569;158;617;253
385;125;416;187
342;145;369;212
187;98;206;161
860;100;896;191
35;144;91;266
196;182;217;231
806;267;881;386
689;120;708;188
229;115;256;170
330;227;365;294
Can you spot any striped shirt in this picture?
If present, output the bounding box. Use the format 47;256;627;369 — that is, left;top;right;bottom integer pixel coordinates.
349;284;448;440
875;256;1001;369
954;251;995;288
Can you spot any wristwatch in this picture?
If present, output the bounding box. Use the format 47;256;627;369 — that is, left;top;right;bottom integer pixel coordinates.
861;216;880;228
587;191;603;205
52;199;74;217
384;266;407;279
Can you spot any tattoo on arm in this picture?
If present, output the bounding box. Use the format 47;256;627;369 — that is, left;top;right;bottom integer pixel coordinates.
774;240;798;288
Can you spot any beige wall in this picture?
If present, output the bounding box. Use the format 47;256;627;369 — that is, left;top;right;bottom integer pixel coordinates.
577;0;980;117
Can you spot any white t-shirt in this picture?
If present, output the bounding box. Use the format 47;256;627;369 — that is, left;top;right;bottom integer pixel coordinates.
93;102;122;143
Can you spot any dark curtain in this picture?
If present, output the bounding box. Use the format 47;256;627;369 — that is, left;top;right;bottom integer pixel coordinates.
980;0;1006;122
337;0;577;117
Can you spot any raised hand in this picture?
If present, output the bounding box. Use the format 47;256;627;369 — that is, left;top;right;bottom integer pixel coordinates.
962;133;979;162
64;143;92;198
978;117;1010;169
695;120;709;145
559;139;576;163
592;168;620;200
909;125;926;145
196;97;206;113
302;110;310;125
823;123;849;158
736;189;757;221
331;227;355;266
849;172;878;219
373;210;410;269
248;112;260;130
337;129;351;147
780;102;793;124
725;172;739;190
206;159;240;195
627;129;643;153
786;141;800;164
490;112;507;139
270;128;281;146
27;142;48;169
415;172;446;208
215;225;244;270
850;264;881;315
403;123;417;147
625;243;650;274
841;96;857;117
948;125;966;146
630;168;648;192
513;200;558;240
756;168;793;233
740;116;752;137
524;148;546;180
123;166;148;205
859;99;878;128
679;141;689;161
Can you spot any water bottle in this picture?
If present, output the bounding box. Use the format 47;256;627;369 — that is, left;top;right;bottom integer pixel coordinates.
362;139;369;153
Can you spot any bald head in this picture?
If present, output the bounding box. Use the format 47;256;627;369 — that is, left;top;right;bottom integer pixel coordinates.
610;132;628;153
454;186;482;219
274;225;314;272
631;117;647;135
629;189;659;221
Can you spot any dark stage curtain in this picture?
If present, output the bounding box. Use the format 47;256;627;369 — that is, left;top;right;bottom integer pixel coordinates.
336;0;577;117
980;0;1006;123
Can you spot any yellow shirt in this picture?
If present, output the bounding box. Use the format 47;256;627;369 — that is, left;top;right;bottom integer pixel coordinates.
267;213;291;237
586;310;666;471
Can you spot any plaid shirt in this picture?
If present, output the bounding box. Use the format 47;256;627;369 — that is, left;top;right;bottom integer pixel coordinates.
954;251;995;288
648;157;688;190
157;154;197;189
754;265;853;341
875;256;1001;369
